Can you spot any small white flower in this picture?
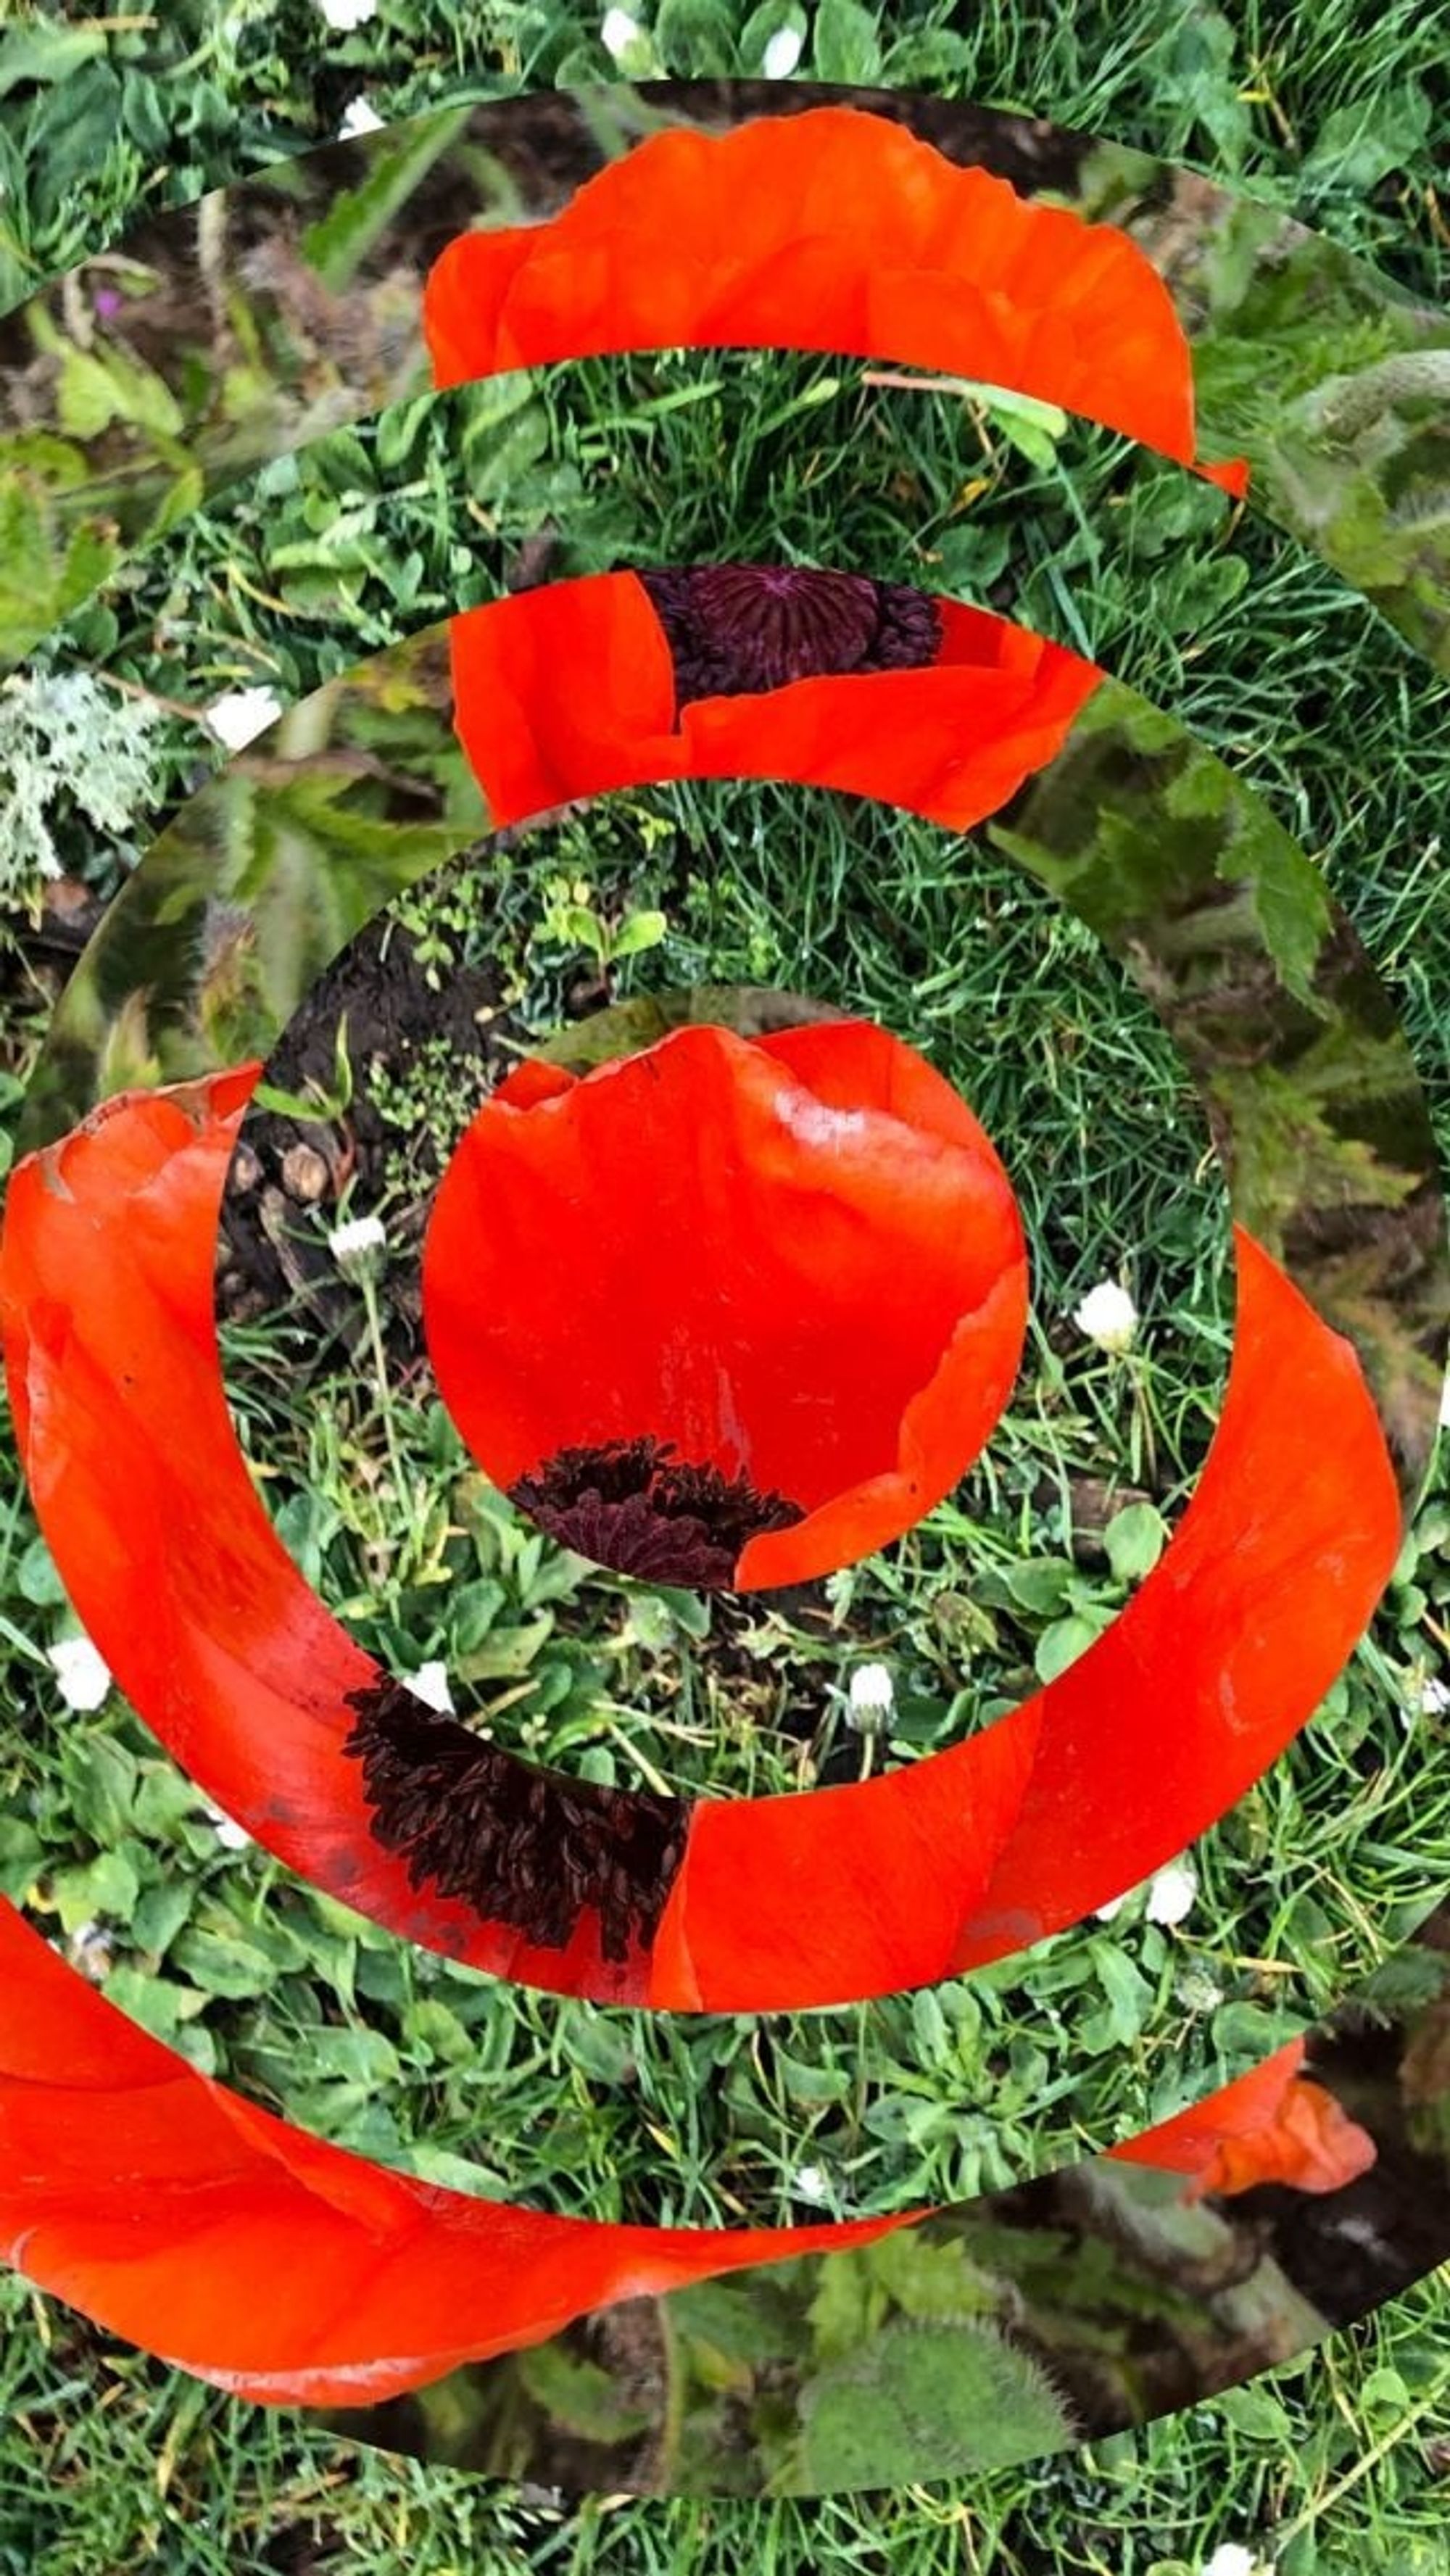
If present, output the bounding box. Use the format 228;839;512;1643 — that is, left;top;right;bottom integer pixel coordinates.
1415;1674;1450;1718
847;1661;895;1730
1097;1858;1198;1927
204;1802;254;1852
601;7;643;59
761;23;803;76
339;96;386;138
316;0;378;28
408;1660;455;1715
792;2163;830;2204
46;1633;112;1712
1201;2546;1269;2576
205;686;283;751
66;1919;114;1981
1146;1858;1198;1926
1072;1278;1139;1356
328;1212;386;1279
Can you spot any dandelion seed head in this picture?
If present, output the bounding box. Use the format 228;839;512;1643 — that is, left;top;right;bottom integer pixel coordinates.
848;1662;895;1729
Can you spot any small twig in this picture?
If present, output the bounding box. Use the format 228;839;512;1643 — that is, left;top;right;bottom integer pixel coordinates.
860;367;999;399
99;671;217;725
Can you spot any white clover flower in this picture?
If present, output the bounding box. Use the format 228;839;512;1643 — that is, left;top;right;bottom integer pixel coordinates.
1201;2546;1270;2576
1093;1889;1129;1922
316;0;378;28
204;1802;254;1852
339;96;386;137
46;1633;112;1712
205;686;283;751
1415;1674;1450;1718
601;7;644;60
1146;1858;1198;1926
762;24;804;76
792;2163;830;2204
328;1212;386;1279
408;1660;455;1715
1072;1278;1139;1356
847;1661;895;1731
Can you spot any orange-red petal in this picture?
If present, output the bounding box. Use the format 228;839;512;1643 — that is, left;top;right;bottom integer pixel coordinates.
448;574;1103;832
1111;2037;1379;2199
1182;2076;1378;2200
3;1080;1400;2013
423;107;1246;492
423;1019;1028;1584
0;1891;1372;2411
0;1075;658;2003
0;1896;906;2406
649;1229;1401;2008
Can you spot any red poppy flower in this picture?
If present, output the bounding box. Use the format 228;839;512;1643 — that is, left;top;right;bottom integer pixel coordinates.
1111;2037;1379;2200
0;1894;906;2409
423;104;1247;495
646;1225;1400;2007
0;1072;668;2005
1;1071;1400;2013
449;571;1103;830
0;1886;1380;2410
422;1018;1030;1590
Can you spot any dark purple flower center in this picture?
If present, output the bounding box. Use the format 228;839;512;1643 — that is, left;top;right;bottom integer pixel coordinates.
342;1678;689;1963
638;566;942;714
510;1433;805;1587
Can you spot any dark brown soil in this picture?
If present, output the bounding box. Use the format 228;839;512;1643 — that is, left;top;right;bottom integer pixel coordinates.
215;898;526;1370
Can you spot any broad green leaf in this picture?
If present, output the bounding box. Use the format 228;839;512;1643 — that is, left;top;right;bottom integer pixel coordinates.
1103;1502;1169;1583
51;1847;140;1931
515;2343;653;2443
0;27;107;95
65;1736;139;1847
170;1926;280;1999
797;2319;1073;2488
610;907;669;960
655;0;737;74
1035;1613;1106;1682
129;1881;194;1959
813;0;882;83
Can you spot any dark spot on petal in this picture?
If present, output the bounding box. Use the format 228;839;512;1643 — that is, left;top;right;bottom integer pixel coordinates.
510;1433;804;1586
342;1678;689;1964
639;565;942;716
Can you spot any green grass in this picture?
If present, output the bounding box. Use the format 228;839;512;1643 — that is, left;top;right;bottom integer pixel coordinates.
0;0;1443;305
1;1;1449;2567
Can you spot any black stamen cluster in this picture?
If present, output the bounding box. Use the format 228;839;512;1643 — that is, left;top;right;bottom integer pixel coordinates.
639;565;943;714
341;1678;689;1964
510;1433;804;1587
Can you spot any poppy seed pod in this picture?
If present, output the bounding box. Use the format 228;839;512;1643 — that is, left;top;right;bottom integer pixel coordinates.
448;572;1103;834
